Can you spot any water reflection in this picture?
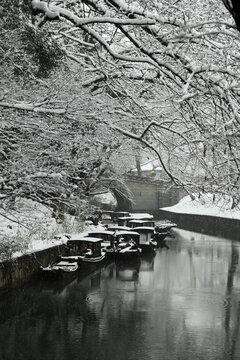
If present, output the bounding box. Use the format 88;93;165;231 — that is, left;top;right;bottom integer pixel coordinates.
1;230;240;359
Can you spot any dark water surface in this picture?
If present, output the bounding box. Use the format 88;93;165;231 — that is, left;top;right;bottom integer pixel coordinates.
1;229;240;360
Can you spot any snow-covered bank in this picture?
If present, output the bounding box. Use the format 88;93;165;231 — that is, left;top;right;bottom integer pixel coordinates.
0;198;105;261
161;193;240;220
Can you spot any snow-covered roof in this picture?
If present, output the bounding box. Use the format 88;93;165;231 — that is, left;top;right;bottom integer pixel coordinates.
129;219;154;224
132;227;155;232
55;261;77;266
129;213;154;220
115;231;140;236
69;235;102;242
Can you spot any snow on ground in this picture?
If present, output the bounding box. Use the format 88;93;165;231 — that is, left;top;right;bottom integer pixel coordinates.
0;198;105;261
161;193;240;220
92;191;117;207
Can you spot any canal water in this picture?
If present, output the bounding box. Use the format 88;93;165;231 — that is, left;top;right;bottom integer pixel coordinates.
1;228;240;360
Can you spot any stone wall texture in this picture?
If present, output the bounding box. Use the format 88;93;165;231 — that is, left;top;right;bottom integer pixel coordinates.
158;209;240;241
125;177;186;212
0;244;69;291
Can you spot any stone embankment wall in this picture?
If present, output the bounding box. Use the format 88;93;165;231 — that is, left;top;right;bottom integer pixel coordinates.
159;209;240;241
0;244;69;291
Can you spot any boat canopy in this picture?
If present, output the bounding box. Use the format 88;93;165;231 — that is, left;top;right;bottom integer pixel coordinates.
115;231;140;236
118;216;134;221
69;236;103;243
129;219;154;224
129;213;154;220
132;227;155;232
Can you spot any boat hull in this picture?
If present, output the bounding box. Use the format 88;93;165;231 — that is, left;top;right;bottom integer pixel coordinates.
115;249;141;260
139;244;156;256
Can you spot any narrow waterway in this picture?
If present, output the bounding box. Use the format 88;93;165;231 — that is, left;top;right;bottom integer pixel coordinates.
1;229;240;360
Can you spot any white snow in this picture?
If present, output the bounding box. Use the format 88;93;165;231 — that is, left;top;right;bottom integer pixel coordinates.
0;198;106;261
92;191;117;206
129;213;154;219
131;160;162;172
161;193;240;220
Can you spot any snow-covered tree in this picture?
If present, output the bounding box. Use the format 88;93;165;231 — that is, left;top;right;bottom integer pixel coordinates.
2;0;240;218
0;1;134;218
28;0;240;206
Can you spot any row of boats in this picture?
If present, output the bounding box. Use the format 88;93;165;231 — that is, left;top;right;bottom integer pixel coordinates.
39;211;177;279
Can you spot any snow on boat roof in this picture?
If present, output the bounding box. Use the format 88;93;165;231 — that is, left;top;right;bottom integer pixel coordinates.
129;219;154;223
56;261;78;266
118;213;154;221
129;213;154;219
156;223;177;228
113;211;130;215
69;235;103;242
115;230;140;236
132;227;155;231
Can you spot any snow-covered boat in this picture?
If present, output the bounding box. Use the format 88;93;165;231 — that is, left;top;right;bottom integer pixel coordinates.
116;242;142;259
86;230;115;250
64;236;106;266
114;231;142;259
110;211;130;223
155;221;177;233
40;260;78;279
131;226;156;256
117;213;154;226
128;219;155;228
61;252;105;264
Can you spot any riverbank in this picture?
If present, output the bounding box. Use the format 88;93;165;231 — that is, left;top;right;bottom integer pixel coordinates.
0;244;69;292
159;193;240;241
1;192;240;291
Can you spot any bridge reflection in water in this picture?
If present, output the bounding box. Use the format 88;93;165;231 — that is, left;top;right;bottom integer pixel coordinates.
0;229;240;360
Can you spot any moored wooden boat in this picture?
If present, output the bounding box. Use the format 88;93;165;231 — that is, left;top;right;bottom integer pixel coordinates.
130;226;156;256
115;242;142;259
39;260;78;279
117;213;154;226
65;236;106;266
128;219;155;228
114;230;142;259
155;221;177;233
86;230;115;250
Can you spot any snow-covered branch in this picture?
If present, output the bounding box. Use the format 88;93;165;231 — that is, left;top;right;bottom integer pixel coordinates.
0;101;66;114
32;1;156;25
